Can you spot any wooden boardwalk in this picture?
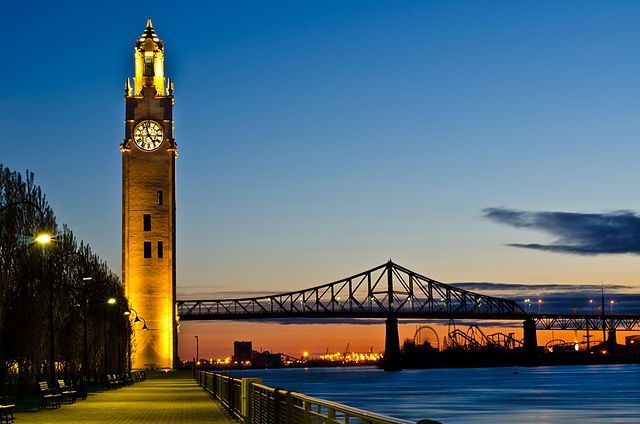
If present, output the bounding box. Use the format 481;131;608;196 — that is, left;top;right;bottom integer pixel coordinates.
15;374;234;423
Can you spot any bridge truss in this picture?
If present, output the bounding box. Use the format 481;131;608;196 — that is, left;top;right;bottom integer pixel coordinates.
534;315;640;331
177;261;640;332
177;261;524;320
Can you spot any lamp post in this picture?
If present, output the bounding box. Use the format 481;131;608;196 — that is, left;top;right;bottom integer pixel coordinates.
123;307;148;372
104;298;117;378
195;336;199;366
601;283;606;346
35;232;56;386
81;276;92;398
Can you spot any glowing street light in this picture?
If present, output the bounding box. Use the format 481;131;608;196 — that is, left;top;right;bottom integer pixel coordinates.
107;298;117;305
35;233;52;245
610;299;615;313
537;299;542;314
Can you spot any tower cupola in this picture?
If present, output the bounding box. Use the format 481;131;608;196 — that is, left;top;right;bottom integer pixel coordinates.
133;18;166;95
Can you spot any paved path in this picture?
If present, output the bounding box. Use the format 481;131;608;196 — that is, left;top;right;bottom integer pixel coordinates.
15;375;234;423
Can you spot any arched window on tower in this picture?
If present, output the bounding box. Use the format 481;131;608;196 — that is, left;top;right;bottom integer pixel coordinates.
144;52;154;77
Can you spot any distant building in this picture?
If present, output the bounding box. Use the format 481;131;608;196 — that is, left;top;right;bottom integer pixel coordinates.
626;335;640;349
252;351;283;368
233;341;253;362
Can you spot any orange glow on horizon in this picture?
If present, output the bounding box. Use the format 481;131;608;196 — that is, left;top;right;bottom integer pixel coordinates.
177;321;626;360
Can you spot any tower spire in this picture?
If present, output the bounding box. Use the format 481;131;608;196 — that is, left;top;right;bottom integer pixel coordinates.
134;18;165;95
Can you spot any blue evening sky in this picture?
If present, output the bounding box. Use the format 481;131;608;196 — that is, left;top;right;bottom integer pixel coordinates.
2;0;640;296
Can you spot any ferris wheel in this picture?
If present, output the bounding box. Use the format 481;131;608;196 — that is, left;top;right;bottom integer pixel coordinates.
413;325;440;351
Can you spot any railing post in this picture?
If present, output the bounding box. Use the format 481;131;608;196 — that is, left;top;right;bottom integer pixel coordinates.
241;378;262;423
328;408;336;423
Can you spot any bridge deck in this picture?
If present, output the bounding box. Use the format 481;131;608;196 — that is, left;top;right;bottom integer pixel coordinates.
15;373;233;424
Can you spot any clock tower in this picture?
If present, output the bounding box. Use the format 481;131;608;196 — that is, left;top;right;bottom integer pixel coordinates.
121;19;177;370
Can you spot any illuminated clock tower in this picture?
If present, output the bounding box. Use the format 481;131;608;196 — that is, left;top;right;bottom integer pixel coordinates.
121;19;177;370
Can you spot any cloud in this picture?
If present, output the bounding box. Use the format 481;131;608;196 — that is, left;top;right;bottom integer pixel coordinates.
453;282;636;295
483;208;640;255
177;289;277;299
452;282;640;314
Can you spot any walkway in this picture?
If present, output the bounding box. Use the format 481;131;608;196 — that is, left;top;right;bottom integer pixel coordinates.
15;373;234;424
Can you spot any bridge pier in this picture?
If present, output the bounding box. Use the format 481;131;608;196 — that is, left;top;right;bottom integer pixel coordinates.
523;318;538;361
383;316;402;371
607;328;617;353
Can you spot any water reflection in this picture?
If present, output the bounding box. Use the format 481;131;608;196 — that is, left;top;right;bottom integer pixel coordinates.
227;364;640;423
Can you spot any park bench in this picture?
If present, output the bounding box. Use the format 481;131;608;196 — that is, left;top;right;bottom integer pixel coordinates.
106;374;116;389
0;396;15;424
123;373;134;386
106;374;122;389
38;381;62;409
57;379;77;404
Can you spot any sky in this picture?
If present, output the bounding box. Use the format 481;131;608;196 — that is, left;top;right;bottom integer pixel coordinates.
2;0;640;358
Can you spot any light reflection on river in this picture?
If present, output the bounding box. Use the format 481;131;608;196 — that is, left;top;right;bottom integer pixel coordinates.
226;364;640;423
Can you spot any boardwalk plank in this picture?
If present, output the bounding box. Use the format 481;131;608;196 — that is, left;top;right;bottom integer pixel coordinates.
15;375;234;424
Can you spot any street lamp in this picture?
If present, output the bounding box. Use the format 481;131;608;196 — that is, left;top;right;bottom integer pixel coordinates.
124;308;148;329
36;232;56;386
610;299;615;314
104;298;117;378
524;298;531;313
81;276;93;399
537;299;542;314
35;233;53;245
195;336;199;365
122;307;148;370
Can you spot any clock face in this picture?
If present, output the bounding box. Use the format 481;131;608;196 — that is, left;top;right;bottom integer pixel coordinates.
133;120;164;151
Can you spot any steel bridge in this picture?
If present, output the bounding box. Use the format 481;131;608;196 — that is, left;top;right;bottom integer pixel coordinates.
177;261;523;320
177;261;640;370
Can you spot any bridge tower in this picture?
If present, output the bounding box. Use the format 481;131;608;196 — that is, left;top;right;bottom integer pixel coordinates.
383;317;401;371
523;318;538;360
382;261;402;371
121;19;177;370
607;328;617;353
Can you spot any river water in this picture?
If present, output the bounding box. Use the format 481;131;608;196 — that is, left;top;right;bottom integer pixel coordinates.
226;364;640;423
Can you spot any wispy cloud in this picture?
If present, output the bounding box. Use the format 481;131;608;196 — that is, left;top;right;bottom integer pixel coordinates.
484;208;640;255
177;289;277;299
453;282;640;314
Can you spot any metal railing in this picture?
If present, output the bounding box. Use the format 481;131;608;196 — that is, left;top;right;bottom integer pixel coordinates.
196;370;433;424
199;371;243;420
